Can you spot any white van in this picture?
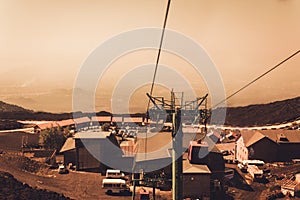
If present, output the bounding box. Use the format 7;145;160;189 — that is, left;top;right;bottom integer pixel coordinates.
105;169;125;179
102;178;128;194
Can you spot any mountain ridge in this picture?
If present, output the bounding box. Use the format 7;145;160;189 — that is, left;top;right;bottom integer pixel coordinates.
213;96;300;126
0;97;300;127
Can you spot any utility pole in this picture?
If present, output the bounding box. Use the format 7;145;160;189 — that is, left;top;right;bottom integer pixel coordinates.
132;177;136;200
172;108;183;200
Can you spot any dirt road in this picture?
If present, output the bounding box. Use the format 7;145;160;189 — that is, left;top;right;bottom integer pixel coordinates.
0;152;172;200
0;153;131;200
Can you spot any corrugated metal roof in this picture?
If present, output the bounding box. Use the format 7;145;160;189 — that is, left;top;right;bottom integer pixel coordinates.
135;149;171;162
74;117;91;124
183;159;211;174
240;130;268;147
246;132;265;147
112;116;123;122
240;129;300;147
147;119;164;124
74;130;111;139
216;142;235;152
36;122;58;129
239;130;300;144
57;119;75;127
261;130;300;143
60;137;75;153
91;116;111;122
123;117;143;123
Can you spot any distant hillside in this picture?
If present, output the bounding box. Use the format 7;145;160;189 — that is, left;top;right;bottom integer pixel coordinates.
0;101;33;113
214;96;300;127
0;101;72;121
1;96;300;127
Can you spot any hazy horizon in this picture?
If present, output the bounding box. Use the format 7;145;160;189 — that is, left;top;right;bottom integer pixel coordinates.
0;0;299;113
1;87;299;114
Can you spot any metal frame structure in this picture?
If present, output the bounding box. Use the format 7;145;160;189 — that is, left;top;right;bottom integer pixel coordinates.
145;90;209;200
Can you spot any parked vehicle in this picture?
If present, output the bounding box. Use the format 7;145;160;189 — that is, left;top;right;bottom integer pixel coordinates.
102;178;129;194
106;169;125;179
58;165;68;174
247;165;263;180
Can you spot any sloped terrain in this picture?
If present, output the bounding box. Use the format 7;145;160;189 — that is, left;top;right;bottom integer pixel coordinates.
0;153;143;200
0;101;72;121
0;171;70;200
0;153;49;174
0;101;32;113
214;96;300;126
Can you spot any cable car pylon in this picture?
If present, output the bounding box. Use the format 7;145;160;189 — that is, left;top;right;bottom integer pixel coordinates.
146;90;209;200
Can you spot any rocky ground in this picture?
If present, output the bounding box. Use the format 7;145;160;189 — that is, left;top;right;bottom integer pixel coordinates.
0;171;70;200
0;152;171;200
226;163;300;200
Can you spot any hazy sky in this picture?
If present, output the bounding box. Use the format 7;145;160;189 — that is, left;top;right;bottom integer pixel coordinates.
0;0;299;112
